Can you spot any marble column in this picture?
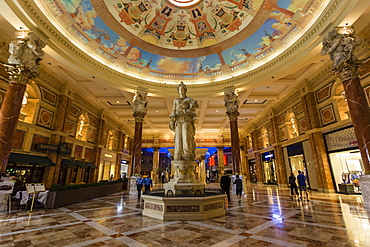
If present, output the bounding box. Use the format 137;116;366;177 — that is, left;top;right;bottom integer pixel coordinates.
224;89;241;174
274;145;287;186
321;28;370;171
131;91;148;175
199;155;206;183
254;151;263;184
301;92;321;129
152;147;160;183
0;31;45;173
49;95;71;187
309;132;334;192
217;147;224;181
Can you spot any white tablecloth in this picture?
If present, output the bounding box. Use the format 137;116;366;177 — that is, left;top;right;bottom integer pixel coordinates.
15;191;48;205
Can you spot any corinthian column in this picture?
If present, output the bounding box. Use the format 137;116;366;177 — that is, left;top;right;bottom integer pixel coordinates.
0;31;46;173
131;91;148;175
224;89;241;174
321;27;370;171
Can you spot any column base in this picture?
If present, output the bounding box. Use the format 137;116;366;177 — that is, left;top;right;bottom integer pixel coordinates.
359;175;370;208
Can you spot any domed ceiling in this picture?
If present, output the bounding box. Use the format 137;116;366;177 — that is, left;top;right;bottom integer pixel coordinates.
45;0;322;80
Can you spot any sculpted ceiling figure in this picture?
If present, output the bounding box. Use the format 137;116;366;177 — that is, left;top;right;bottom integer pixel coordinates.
170;82;198;161
132;91;148;122
321;29;360;69
224;89;239;113
8;32;46;73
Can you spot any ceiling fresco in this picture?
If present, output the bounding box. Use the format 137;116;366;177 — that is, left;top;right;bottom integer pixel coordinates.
48;0;320;77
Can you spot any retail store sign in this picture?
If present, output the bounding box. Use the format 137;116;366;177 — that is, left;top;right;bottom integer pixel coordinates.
36;143;58;151
59;143;71;154
264;154;274;159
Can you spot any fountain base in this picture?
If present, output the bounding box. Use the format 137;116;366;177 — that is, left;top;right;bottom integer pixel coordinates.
142;193;226;220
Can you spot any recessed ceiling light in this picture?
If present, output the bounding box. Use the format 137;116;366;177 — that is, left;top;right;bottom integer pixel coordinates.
117;101;120;103
216;110;218;112
254;100;258;102
156;111;158;113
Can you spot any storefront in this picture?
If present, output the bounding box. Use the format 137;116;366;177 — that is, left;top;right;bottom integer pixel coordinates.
282;140;319;190
248;159;257;183
261;151;277;184
325;126;364;194
98;150;116;181
6;153;55;187
120;159;129;179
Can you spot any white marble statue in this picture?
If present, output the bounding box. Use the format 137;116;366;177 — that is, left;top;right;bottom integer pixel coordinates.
8;32;46;72
170;82;198;161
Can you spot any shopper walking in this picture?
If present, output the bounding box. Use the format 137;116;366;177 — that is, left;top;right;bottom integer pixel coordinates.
143;176;153;193
288;172;299;200
136;175;144;199
220;172;231;202
297;170;310;201
233;175;243;203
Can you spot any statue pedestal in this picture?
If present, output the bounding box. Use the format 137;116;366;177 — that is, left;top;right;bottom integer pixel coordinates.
359;175;370;208
164;160;205;196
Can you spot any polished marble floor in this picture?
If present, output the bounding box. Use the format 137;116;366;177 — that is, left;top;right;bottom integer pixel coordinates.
1;184;369;247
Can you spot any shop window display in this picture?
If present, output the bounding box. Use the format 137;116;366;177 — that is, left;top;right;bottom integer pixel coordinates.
329;151;364;194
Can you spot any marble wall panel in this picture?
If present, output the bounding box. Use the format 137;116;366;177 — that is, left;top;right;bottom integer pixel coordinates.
315;83;333;103
37;107;54;129
66;119;76;136
31;134;50;153
203;202;224;211
40;86;57;105
88;114;97;127
70;104;81;117
85;148;93;160
279;127;288;141
278;113;286;125
12;129;25;149
293;102;304;115
319;104;336;126
75;145;83;158
166;205;200;212
145;202;163;212
298;118;308;134
87;129;95;143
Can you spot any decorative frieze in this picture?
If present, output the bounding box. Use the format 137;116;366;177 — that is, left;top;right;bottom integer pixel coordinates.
166;205;200;212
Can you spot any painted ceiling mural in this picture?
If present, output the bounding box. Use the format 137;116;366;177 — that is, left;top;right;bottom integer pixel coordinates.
48;0;319;76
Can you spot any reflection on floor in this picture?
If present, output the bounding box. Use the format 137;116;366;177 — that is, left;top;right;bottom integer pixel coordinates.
0;184;369;247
